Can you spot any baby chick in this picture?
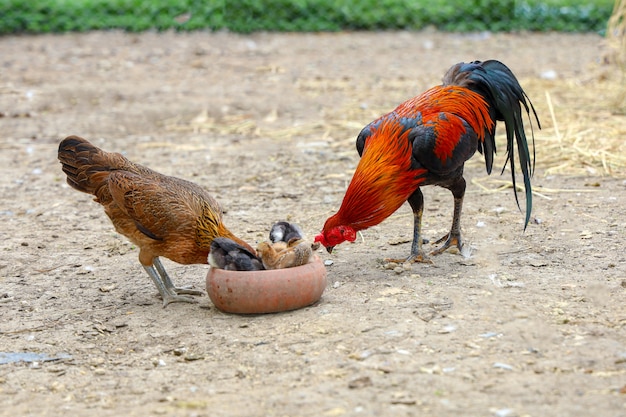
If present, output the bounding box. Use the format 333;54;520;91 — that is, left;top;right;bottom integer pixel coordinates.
269;221;304;244
256;238;313;270
209;237;264;271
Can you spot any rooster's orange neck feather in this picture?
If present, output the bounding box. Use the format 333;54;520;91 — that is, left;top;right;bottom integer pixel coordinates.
326;119;426;232
325;86;492;234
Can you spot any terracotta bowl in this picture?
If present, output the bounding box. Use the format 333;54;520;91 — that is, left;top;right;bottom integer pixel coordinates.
206;256;327;314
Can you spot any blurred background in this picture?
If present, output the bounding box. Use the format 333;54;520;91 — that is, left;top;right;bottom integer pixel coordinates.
0;0;618;34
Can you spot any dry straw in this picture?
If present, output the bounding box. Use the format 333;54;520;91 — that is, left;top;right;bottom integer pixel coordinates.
166;6;626;178
529;0;626;177
607;0;625;77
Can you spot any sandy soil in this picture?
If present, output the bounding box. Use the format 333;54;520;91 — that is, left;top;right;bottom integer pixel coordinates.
0;30;625;417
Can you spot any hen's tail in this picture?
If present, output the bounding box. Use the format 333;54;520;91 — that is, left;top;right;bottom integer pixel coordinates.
443;60;540;229
58;135;135;196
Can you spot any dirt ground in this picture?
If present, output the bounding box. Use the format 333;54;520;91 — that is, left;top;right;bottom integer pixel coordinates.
1;30;625;417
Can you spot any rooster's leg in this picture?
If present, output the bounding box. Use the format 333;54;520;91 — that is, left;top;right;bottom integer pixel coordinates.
385;189;432;264
431;177;465;255
143;263;198;307
153;257;203;296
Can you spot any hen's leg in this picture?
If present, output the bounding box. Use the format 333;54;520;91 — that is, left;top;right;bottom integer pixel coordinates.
431;176;465;255
143;264;197;308
385;188;432;264
154;257;203;296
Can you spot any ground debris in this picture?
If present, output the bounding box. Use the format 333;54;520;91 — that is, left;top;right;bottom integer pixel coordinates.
348;375;372;389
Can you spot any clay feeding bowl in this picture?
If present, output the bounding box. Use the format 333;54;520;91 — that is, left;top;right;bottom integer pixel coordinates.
206;256;327;314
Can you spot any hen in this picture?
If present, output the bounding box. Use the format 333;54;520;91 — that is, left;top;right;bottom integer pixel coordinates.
315;60;540;263
58;135;255;306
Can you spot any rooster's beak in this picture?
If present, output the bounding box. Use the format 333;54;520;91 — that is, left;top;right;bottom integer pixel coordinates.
325;245;335;254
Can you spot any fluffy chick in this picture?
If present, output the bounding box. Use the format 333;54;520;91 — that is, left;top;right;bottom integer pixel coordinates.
256;238;313;270
269;221;304;244
209;237;264;271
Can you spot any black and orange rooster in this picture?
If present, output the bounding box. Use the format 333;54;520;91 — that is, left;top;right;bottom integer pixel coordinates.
58;136;256;306
315;60;540;263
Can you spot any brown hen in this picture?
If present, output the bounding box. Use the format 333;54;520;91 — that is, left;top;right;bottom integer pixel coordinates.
58;135;255;307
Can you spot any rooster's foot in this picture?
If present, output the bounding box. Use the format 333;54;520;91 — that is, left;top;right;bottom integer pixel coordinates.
385;252;433;264
430;233;462;256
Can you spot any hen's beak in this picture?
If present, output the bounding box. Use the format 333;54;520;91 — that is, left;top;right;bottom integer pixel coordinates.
325;245;335;254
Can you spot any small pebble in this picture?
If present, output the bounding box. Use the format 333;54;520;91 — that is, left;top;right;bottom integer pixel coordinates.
152;358;166;367
323;260;334;266
99;284;116;292
348;376;372;389
493;362;514;371
493;408;515;417
540;69;557;79
173;348;186;356
184;354;204;362
439;325;456;334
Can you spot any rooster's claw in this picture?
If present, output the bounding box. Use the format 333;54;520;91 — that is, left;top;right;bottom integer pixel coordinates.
385;253;433;264
430;233;463;256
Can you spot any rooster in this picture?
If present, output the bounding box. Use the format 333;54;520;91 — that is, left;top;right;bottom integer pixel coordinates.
58;135;256;306
315;60;540;263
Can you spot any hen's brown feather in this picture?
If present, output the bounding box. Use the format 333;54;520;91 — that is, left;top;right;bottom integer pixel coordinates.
58;135;254;305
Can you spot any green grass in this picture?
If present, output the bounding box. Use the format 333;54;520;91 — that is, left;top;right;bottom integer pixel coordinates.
0;0;615;34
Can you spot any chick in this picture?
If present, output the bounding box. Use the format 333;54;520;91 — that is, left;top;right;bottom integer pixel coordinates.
256;238;313;270
269;221;304;244
209;238;264;271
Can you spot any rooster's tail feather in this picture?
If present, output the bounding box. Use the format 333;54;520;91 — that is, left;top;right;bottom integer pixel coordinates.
443;60;540;229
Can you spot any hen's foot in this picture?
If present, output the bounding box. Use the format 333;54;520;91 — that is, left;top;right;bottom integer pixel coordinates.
161;291;198;308
172;285;204;296
430;232;462;256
